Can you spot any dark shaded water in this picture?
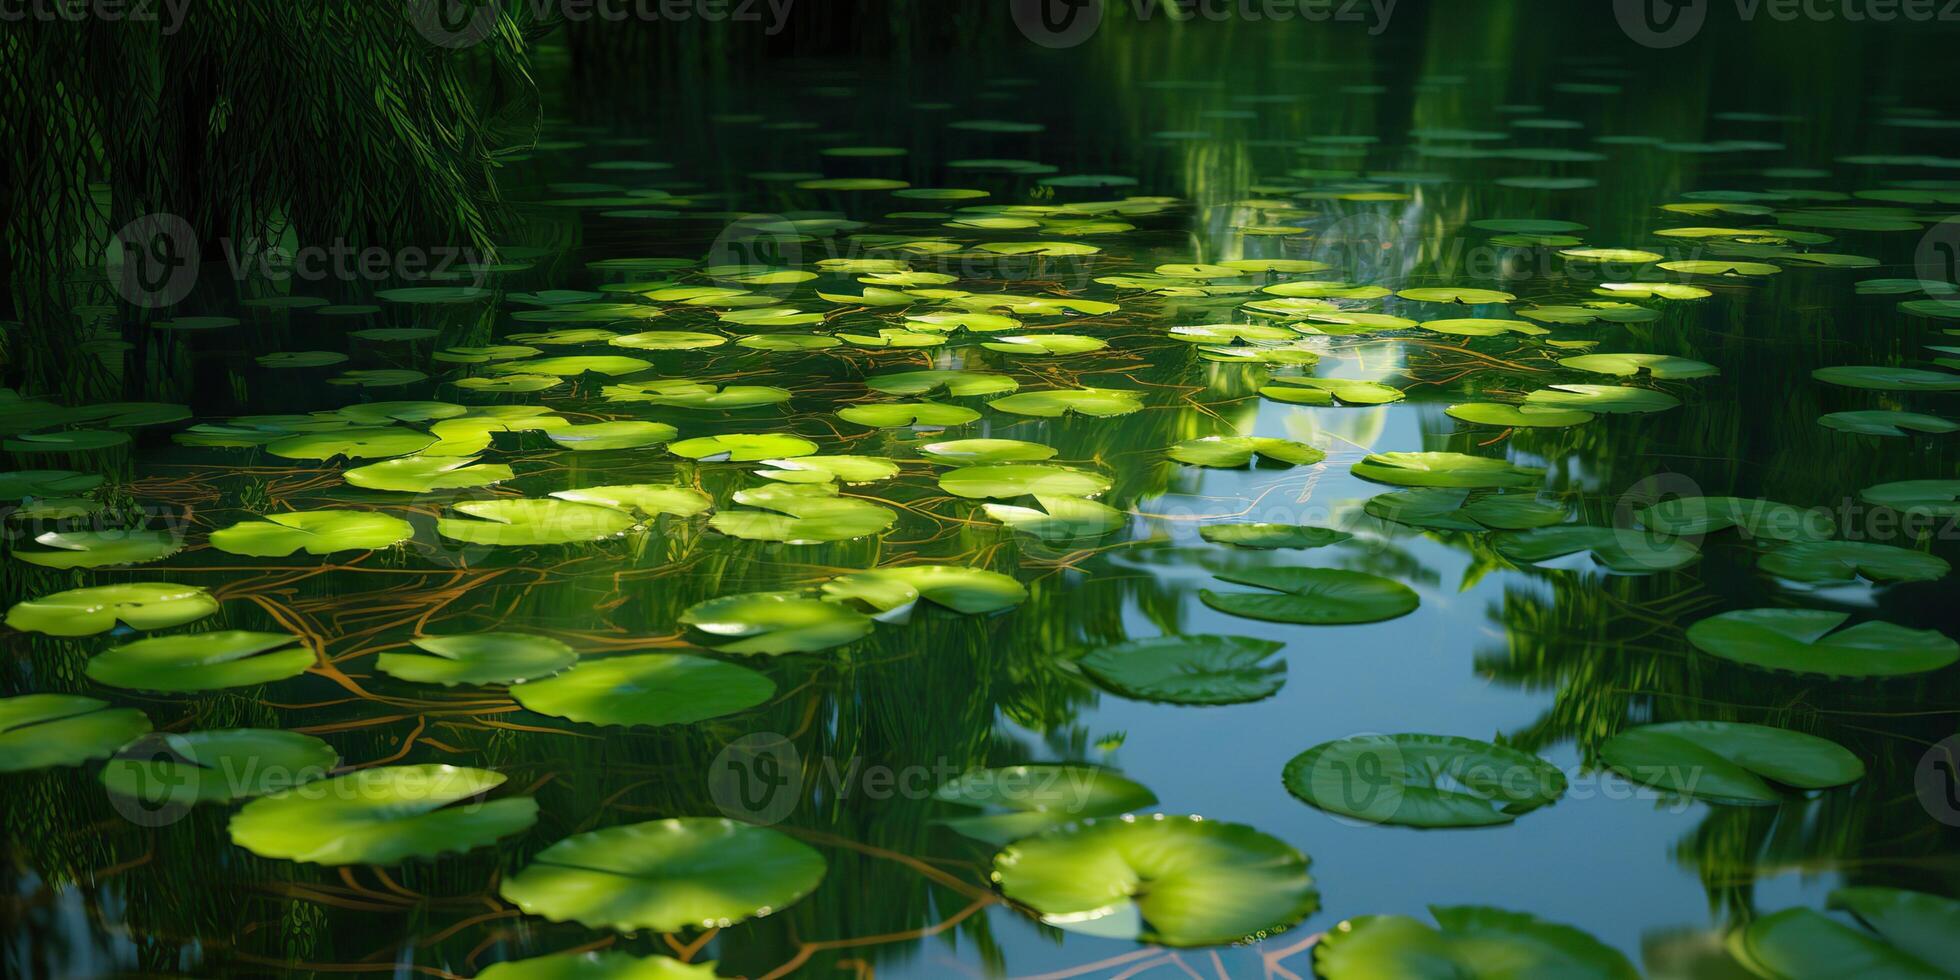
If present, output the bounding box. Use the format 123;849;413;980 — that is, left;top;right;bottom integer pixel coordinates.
5;6;1960;978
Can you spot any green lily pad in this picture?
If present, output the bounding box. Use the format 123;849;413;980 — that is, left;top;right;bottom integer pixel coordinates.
1686;609;1957;678
1812;365;1960;391
990;815;1317;947
609;330;728;351
980;334;1108;356
1525;384;1680;414
454;375;564;393
0;469;103;500
0;695;152;772
1365;489;1567;532
708;484;893;543
495;356;652;377
1759;540;1950;583
1659;260;1782;277
1283;733;1565;827
988;387;1144;418
499;818;824;931
1168;436;1324;468
668;433;818;461
1600;721;1864;805
1352;452;1543;489
4;430;132;453
5;583;218;636
477;952;718;980
680;591;873;655
1261;377;1405;406
734;333;842;351
1317;906;1637;980
983;495;1127;541
1637;497;1835;541
437;499;641;546
1728;888;1960;980
13;529;183;569
376;633;578;686
1201;566;1418;624
939;464;1111;499
327;369;426;388
550;484;712;519
1559;353;1719;378
1861;479;1960;518
1398;287;1518;304
820;566;1026;621
1077;635;1286;705
1417;318;1550;337
88;630;313;692
513;654;773;727
1168;323;1298;344
546;421;678;451
1819;410;1957;437
919;439;1056;464
935;766;1157;845
1447;403;1596;427
865;369;1019;398
267;427;436;461
228;764;538;864
344;455;511;493
1493;525;1700;571
1199;523;1351;549
602;380;791;409
209;510;413;557
257;351;349;369
753;456;899;485
837;402;979;428
101;729;338;805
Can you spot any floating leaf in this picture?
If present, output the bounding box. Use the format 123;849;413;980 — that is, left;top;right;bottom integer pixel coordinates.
102;730;338;805
680;591;874;655
1283;733;1565;827
344;455;512;492
1687;609;1957;678
550;484;712;519
228;765;537;865
752;456;898;485
1447;403;1595;427
546;421;678;451
1525;384;1680;414
708;484;894;543
988;387;1144;418
1077;635;1286;705
513;654;774;726
939;464;1111;499
602;380;790;409
980;334;1108;356
209;510;413;557
267;427;436;461
499;818;824;932
668;433;818;461
1812;365;1960;391
1261;377;1405;405
935;766;1157;845
495;356;651;377
88;630;313;692
991;815;1317;947
1861;479;1960;518
437;499;640;546
837;402;979;428
4;430;131;453
865;369;1018;398
983;495;1127;541
1659;260;1782;276
376;633;578;686
1365;489;1566;531
919;439;1056;464
13;529;183;569
821;566;1027;621
1600;721;1864;805
1201;566;1418;624
5;583;217;637
1493;525;1700;571
1759;540;1950;584
0;695;151;773
1637;497;1834;541
1418;318;1549;337
0;469;103;500
609;330;728;351
1352;452;1543;489
1168;436;1323;468
1729;888;1960;980
1317;906;1637;980
1559;353;1719;378
1199;523;1351;549
1398;287;1518;304
1819;410;1957;437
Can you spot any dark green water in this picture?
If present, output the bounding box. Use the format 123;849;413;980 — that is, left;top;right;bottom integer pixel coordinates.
5;7;1960;978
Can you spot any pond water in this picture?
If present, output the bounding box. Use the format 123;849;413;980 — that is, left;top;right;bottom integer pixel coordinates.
5;9;1960;979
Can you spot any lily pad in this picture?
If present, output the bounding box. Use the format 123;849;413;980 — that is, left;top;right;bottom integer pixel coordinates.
1168;436;1324;468
1818;410;1957;437
1860;479;1960;518
1199;523;1352;549
988;387;1144;418
681;591;874;655
101;729;338;805
1417;318;1549;337
513;654;773;727
1447;403;1595;427
1317;906;1637;980
1493;525;1700;571
1201;566;1418;624
919;438;1056;464
602;380;790;409
1525;384;1680;414
1283;733;1565;827
376;633;578;686
1812;365;1960;391
708;483;894;543
754;456;899;485
983;495;1127;541
228;764;538;865
5;583;218;636
437;499;641;546
495;356;652;377
935;766;1157;845
1686;609;1957;678
1600;721;1864;805
267;427;436;461
1261;377;1405;406
820;566;1027;621
0;695;152;773
550;484;712;519
939;464;1111;499
344;455;512;492
498;818;825;932
865;369;1018;398
87;630;314;692
1637;497;1834;541
1728;888;1960;980
13;529;184;569
0;469;103;500
1077;635;1286;705
668;433;818;461
209;510;413;557
609;330;728;351
838;402;979;428
1398;287;1518;304
990;815;1317;947
1759;540;1950;583
1352;452;1543;489
1559;353;1719;378
546;421;678;451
